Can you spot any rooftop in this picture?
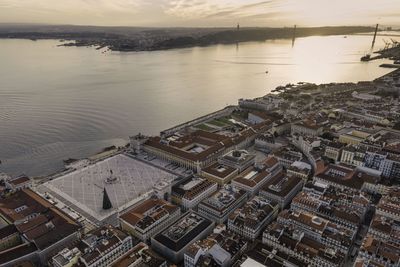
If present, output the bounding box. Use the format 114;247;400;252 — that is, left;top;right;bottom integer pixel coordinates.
80;225;130;265
233;166;271;189
264;222;345;266
315;164;380;190
172;176;216;201
201;162;237;179
361;235;400;264
111;242;166;267
0;189;81;263
119;198;179;231
278;209;355;247
186;228;247;263
228;195;278;231
200;185;247;212
145;130;235;162
261;172;303;198
153;212;213;252
219;150;256;165
244;242;308;267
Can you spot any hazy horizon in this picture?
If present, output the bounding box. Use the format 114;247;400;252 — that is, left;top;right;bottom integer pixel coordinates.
1;0;399;28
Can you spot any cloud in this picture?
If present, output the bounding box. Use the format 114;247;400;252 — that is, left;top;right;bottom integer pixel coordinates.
0;0;399;27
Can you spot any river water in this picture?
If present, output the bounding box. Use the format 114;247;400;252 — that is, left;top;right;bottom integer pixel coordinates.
0;33;397;176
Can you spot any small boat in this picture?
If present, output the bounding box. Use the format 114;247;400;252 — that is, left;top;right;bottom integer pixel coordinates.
361;54;371;62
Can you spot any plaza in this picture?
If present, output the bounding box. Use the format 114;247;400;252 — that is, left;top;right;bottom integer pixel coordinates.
40;154;176;222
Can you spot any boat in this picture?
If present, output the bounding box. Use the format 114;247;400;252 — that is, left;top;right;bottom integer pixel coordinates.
379;63;400;68
361;54;371;62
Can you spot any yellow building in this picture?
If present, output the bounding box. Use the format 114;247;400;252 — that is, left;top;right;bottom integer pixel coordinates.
339;130;371;145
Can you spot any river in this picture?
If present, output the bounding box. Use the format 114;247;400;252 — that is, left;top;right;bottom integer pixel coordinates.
0;33;397;176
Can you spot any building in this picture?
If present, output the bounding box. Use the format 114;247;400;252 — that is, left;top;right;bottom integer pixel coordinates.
291;134;323;170
239;95;283;112
324;141;345;162
201;162;238;186
340;145;366;166
338;130;371;145
292;135;320;157
291;119;322;137
260;156;282;176
364;150;400;182
171;177;218;211
111;242;167;267
0;189;82;267
4;176;31;193
313;164;381;193
354;258;386;267
291;182;369;231
239;242;308;267
78;225;133;267
287;161;311;181
248;111;273;125
357;235;400;267
262;222;345;267
227;195;279;241
340;109;390;126
153;179;172;201
271;119;292;136
277;209;355;255
184;225;247;267
376;188;400;222
259;172;303;209
151;212;214;264
143;130;257;172
368;215;400;246
352;91;381;101
198;185;248;224
231;166;272;196
119;198;181;241
218;150;256;173
273;148;303;168
52;248;81;267
255;133;284;153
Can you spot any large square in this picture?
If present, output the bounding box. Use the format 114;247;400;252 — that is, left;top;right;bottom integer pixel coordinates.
41;154;176;221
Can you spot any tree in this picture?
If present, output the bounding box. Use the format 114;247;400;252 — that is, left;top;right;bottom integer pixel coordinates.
102;188;112;210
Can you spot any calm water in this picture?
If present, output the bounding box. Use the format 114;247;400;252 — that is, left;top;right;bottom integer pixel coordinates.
0;34;397;176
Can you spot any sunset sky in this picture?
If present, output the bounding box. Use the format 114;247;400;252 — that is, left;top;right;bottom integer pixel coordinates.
0;0;399;27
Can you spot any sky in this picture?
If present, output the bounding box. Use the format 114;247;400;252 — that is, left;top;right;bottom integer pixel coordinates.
0;0;399;27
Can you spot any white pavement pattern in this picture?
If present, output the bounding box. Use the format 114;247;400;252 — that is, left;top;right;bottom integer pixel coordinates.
41;154;176;221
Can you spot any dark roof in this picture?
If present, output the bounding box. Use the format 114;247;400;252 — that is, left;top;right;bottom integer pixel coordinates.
246;242;308;267
153;214;213;252
0;224;18;239
261;172;303;198
0;243;37;265
202;162;237;179
0;189;81;250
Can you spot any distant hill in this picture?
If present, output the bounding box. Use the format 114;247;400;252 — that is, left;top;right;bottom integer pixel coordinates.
0;25;375;52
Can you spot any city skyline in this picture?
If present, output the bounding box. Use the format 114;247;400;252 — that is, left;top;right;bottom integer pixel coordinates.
1;0;400;27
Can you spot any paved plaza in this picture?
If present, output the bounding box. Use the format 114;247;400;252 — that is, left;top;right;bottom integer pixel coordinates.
41;154;176;221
